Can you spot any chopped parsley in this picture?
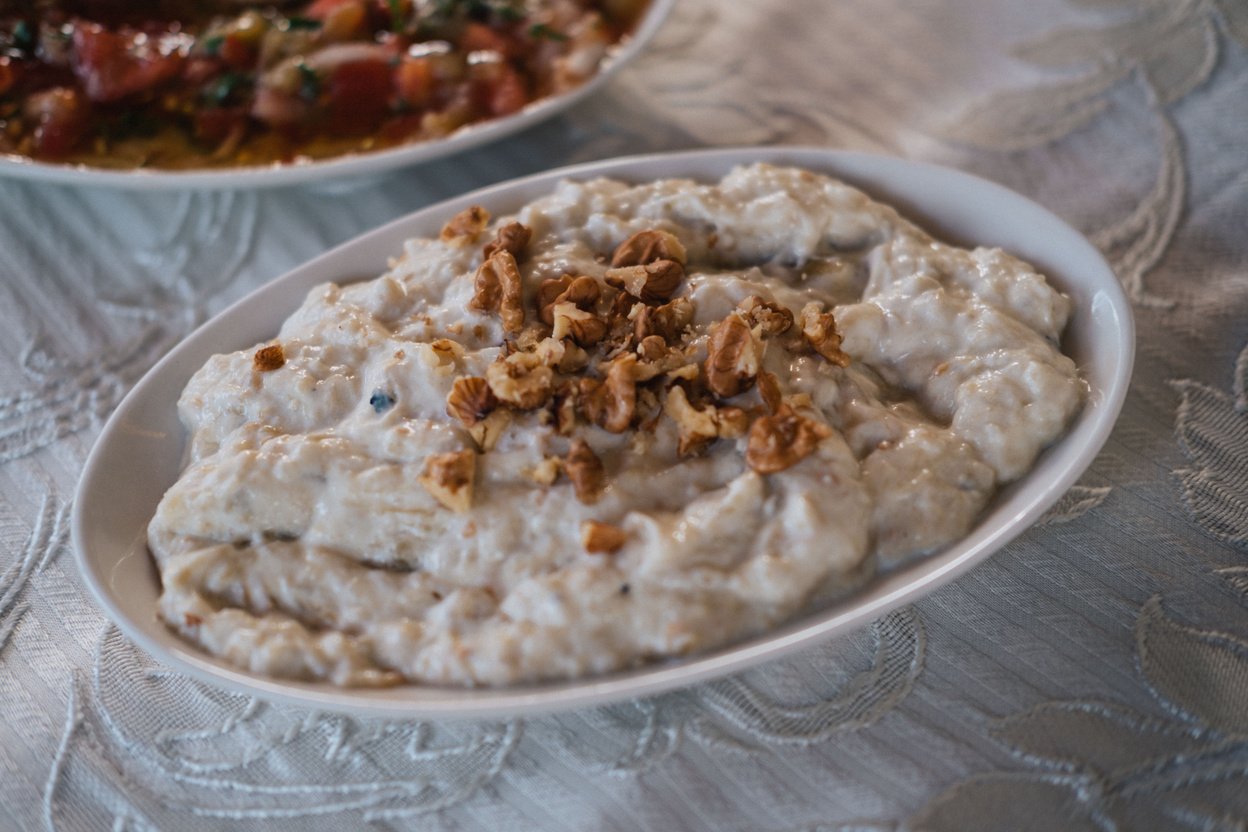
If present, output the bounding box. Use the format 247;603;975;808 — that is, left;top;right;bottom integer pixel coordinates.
297;63;321;102
284;16;323;31
202;72;249;106
12;20;34;53
528;23;568;41
201;34;224;56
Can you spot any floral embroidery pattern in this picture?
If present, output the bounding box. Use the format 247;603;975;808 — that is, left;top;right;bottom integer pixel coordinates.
945;0;1245;306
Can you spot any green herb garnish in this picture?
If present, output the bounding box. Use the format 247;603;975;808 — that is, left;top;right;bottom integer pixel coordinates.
12;20;34;52
285;16;323;31
203;72;250;106
528;23;568;41
297;63;321;101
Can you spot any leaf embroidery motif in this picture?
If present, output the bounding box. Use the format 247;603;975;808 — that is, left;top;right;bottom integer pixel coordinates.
1171;363;1248;547
992;700;1209;777
1137;596;1248;736
1038;485;1113;525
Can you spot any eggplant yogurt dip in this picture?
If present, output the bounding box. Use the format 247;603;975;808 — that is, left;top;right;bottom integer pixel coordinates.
147;164;1084;687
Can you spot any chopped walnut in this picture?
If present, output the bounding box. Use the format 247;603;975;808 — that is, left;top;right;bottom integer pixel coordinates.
470;251;525;333
446;376;497;426
716;406;751;438
565;438;606;503
527;456;562;486
558;340;590;373
581;520;628;554
605;260;684;303
582;354;636;433
633;296;693;343
533;336;566;368
738;296;794;336
418;450;476;512
664;386;752;456
253;343;285;372
634;343;691;382
553;384;578;435
536;274;600;326
757;370;783;413
551;302;608;346
667;363;700;381
486;351;554;409
536;275;573;325
468;409;511;451
429;339;465;363
704;313;762;398
425;339;465;376
440;205;490;242
664;385;718;457
482;221;531;260
745;406;834;474
636;335;667;362
611;229;688;267
800;302;851;367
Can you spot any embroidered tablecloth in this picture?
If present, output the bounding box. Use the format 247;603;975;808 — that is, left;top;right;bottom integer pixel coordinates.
3;0;1246;829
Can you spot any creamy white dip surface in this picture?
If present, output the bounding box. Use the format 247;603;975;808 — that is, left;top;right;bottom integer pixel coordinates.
147;164;1084;687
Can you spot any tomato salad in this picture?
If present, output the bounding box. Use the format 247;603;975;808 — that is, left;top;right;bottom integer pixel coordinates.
0;0;650;170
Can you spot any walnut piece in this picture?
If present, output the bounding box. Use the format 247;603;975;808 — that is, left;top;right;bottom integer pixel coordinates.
551;302;608;346
632;296;693;343
605;260;684;303
704;313;762;398
738;296;794;336
468;409;511;452
527;456;562;486
537;274;600;326
581;520;628;554
611;229;688;267
418;450;476;512
482;221;531;260
581;354;636;433
440;205;490;242
536;275;572;325
800;302;851;367
253;343;285;372
757;370;783;413
470;250;525;333
744;406;833;474
636;335;667;362
565;438;606;503
447;375;497;426
664;386;753;456
663;385;718;457
486;351;554;409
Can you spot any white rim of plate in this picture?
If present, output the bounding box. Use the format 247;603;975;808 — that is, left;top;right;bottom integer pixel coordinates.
72;146;1136;718
0;0;675;190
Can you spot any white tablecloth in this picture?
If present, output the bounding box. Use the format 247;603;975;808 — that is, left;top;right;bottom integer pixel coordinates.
3;0;1247;829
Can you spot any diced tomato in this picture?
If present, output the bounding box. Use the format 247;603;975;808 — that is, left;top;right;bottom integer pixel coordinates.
24;86;91;157
460;23;518;58
394;56;436;108
303;0;359;20
71;23;184;103
325;58;392;133
182;56;222;85
0;57;15;96
218;33;257;71
193;107;248;144
485;65;528;117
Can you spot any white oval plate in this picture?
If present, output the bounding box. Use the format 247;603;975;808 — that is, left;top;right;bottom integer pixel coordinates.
72;147;1134;718
0;0;673;190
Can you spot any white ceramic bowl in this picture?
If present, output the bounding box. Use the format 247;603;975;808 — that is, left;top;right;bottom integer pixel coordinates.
0;0;673;190
72;147;1134;718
